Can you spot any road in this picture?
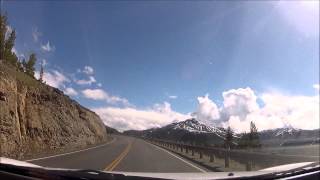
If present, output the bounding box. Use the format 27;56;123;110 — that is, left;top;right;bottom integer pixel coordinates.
26;135;206;173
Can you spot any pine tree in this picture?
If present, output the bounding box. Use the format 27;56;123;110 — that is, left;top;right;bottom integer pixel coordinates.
39;62;44;82
0;13;7;60
0;13;18;66
25;53;37;77
248;121;260;148
21;59;27;72
224;126;234;149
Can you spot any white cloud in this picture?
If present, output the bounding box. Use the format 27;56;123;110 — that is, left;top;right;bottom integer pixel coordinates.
41;41;55;52
64;87;78;96
313;84;320;91
75;66;97;85
11;47;18;55
41;59;48;66
220;87;259;121
32;27;42;42
169;95;177;99
5;25;13;39
193;94;220;126
274;1;319;38
83;66;94;75
82;88;129;105
11;47;25;59
194;87;319;133
76;76;96;85
35;70;70;89
93;102;190;132
97;83;102;87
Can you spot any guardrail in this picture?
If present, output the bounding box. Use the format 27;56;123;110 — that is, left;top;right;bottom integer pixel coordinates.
146;138;319;171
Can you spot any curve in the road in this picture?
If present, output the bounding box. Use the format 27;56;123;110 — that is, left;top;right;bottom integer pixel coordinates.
27;135;208;172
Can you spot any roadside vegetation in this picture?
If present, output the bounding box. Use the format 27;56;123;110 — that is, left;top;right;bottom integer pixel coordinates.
0;13;40;81
237;121;261;149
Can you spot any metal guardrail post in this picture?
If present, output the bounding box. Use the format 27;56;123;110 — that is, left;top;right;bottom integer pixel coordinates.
199;151;203;159
225;150;230;168
246;161;252;171
185;147;188;154
191;149;194;156
180;146;183;152
210;154;215;162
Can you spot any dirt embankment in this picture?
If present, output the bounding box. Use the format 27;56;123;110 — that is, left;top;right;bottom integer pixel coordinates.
0;62;107;160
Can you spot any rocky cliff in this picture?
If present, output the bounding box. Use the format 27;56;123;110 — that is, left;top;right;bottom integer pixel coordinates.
0;62;107;159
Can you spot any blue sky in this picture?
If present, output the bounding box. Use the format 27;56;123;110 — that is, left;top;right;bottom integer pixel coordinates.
4;1;319;131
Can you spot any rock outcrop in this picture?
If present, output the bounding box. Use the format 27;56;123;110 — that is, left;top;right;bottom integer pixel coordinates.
0;62;107;159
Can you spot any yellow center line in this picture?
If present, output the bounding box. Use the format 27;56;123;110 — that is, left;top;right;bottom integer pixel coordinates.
104;141;132;171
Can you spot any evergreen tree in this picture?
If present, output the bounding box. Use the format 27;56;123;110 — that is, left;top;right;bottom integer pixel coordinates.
21;59;27;72
238;122;261;148
0;13;18;66
0;13;8;60
224;126;233;149
238;132;249;148
25;53;37;77
248;121;260;148
17;60;25;72
39;62;44;82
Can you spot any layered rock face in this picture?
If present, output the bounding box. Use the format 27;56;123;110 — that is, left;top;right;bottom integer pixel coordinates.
0;62;107;159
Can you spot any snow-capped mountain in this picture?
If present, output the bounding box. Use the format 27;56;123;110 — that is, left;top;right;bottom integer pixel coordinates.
165;118;227;138
123;119;319;147
259;127;319;146
274;127;300;137
124;118;238;146
260;127;301;138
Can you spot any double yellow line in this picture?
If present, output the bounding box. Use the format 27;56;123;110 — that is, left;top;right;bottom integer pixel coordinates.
104;141;132;171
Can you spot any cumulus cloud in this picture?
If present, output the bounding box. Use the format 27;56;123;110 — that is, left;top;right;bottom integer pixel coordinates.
76;76;96;85
193;87;319;133
93;102;190;132
64;87;78;96
41;41;55;52
313;84;320;91
193;94;220;126
220;87;259;121
35;70;70;89
82;88;129;105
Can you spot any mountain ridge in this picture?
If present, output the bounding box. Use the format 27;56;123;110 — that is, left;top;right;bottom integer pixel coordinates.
124;118;319;147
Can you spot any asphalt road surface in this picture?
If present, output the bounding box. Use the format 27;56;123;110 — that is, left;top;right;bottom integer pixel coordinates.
26;135;206;173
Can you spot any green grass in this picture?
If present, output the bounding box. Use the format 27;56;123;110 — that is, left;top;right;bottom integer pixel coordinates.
1;62;41;88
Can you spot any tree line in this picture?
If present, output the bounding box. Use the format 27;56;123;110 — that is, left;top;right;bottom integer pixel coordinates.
0;13;39;79
224;121;261;149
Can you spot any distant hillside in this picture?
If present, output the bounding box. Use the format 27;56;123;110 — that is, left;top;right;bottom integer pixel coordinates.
0;62;108;159
124;118;319;147
105;126;120;134
259;127;320;146
124;118;239;146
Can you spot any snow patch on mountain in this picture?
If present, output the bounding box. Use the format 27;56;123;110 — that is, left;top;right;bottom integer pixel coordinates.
275;127;300;137
166;118;239;139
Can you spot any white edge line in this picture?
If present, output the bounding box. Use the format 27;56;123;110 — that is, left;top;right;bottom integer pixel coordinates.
146;141;207;173
25;137;116;162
